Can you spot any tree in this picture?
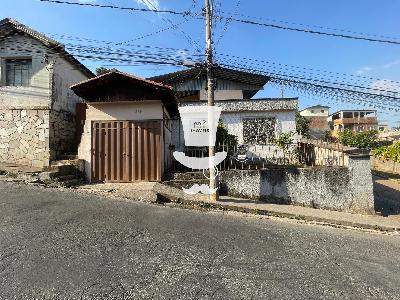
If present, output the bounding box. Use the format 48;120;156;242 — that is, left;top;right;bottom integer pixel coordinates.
215;122;238;153
338;129;378;149
296;112;311;137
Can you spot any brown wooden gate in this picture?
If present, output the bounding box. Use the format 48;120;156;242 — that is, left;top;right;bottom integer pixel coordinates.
91;120;162;182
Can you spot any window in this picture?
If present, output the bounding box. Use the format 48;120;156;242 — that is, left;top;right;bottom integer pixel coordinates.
311;110;314;113
243;118;276;145
343;112;353;118
321;110;325;113
5;59;32;87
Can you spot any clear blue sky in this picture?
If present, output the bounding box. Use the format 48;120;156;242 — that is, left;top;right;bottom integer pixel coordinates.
2;0;400;126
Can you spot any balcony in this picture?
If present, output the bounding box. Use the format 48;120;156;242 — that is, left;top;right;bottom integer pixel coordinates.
334;117;378;126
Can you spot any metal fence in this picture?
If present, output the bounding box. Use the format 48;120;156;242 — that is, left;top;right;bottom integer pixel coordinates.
299;139;346;167
170;139;347;173
170;142;302;172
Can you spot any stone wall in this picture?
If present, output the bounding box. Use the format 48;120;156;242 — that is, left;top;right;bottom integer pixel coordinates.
0;108;50;169
49;110;76;160
219;155;375;214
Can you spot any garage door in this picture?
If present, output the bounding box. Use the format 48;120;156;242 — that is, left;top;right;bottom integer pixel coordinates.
91;120;162;182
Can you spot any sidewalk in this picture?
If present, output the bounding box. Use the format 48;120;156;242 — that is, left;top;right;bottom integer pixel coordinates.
1;168;399;233
167;195;400;232
73;181;400;233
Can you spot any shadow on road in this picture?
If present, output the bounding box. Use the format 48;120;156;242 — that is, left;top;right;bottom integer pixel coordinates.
373;176;400;217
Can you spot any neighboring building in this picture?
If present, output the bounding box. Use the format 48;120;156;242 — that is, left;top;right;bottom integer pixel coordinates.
149;66;298;150
71;71;178;183
0;18;93;169
299;105;329;139
378;128;400;142
328;110;378;137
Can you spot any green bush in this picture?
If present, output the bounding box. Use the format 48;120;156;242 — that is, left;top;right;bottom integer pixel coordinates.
296;113;311;137
215;122;238;151
271;131;294;148
338;129;378;149
372;142;400;162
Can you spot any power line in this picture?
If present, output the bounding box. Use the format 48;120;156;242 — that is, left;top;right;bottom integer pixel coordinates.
140;0;203;53
217;61;400;109
230;12;400;42
217;53;400;87
39;0;196;16
116;20;190;45
52;35;193;54
214;0;241;46
39;0;400;46
218;15;400;45
45;30;400;89
62;40;400;100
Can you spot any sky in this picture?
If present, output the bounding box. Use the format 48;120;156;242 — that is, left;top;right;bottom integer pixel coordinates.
1;0;400;126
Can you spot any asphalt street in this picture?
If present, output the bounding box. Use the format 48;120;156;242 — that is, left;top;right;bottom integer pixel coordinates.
0;181;399;300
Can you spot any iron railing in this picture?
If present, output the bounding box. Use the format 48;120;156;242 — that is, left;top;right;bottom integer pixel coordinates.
170;142;302;172
170;139;347;173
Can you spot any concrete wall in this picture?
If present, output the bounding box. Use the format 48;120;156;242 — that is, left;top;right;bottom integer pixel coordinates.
220;155;375;214
371;157;400;175
52;56;88;113
162;107;173;172
49;110;75;160
49;56;90;159
78;101;164;182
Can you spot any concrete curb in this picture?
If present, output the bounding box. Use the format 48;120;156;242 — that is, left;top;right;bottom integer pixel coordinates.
1;177;398;234
157;194;400;233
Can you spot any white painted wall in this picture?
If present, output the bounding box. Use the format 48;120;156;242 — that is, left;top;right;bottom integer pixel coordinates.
52;56;89;113
300;107;329;117
171;110;296;149
0;35;51;108
221;110;296;144
0;35;90;112
78;101;164;182
199;89;243;101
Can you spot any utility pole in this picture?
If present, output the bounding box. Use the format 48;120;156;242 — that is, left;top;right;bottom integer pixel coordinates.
205;0;218;201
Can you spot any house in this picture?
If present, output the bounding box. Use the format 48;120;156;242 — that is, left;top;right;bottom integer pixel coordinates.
299;105;330;139
328;110;378;137
149;66;298;152
71;71;178;183
0;18;94;169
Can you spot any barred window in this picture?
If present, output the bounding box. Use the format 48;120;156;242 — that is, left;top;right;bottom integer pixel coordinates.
243;118;276;145
6;59;32;87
